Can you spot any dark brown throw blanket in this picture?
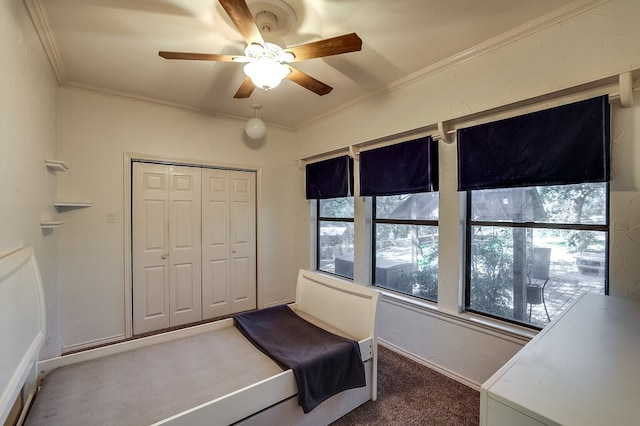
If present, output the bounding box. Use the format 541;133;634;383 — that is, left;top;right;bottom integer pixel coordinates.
234;305;366;413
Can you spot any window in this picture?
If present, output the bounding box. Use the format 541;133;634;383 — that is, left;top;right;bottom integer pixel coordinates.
305;155;354;278
458;95;610;328
466;183;608;328
317;197;354;279
358;136;439;299
372;193;439;301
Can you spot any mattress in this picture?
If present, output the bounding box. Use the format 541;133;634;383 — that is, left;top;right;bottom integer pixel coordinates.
24;326;282;426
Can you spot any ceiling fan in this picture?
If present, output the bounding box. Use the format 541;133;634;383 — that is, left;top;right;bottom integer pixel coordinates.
158;0;362;98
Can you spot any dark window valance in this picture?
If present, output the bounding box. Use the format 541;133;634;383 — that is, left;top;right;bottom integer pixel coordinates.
305;155;353;199
359;136;438;196
457;95;610;191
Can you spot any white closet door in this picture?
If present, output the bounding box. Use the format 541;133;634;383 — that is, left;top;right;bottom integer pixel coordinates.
133;163;202;335
201;169;231;318
168;165;202;327
229;170;257;313
202;169;256;319
133;163;170;334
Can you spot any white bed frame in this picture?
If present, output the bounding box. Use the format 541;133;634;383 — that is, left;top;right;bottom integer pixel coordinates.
0;247;379;426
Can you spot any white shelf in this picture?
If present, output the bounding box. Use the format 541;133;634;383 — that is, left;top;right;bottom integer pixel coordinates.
54;201;93;208
45;160;69;172
40;221;65;229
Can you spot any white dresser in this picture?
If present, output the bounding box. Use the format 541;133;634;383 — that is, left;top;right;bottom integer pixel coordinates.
480;294;640;426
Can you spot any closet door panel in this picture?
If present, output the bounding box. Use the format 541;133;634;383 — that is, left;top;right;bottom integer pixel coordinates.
133;163;170;334
173;263;197;312
143;266;167;317
229;171;256;313
169;166;202;326
207;259;229;305
231;257;250;300
202;169;231;318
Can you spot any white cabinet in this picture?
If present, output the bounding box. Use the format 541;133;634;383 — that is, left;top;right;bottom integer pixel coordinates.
480;294;640;426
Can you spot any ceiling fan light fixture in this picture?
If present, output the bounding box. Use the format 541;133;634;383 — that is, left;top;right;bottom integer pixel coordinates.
243;58;290;90
159;0;362;98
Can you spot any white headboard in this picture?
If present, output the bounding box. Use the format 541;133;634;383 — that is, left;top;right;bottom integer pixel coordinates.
0;247;46;425
295;269;379;342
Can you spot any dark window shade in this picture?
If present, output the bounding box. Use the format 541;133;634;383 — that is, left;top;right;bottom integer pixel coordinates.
305;155;354;199
457;95;610;191
360;136;438;196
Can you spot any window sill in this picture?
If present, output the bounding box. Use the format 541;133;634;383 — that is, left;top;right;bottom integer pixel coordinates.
378;289;537;344
377;288;438;311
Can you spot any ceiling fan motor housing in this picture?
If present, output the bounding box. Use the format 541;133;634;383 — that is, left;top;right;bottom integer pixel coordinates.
248;0;297;37
256;11;277;33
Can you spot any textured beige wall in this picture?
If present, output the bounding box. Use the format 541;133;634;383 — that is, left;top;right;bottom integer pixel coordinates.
56;88;301;350
610;102;640;299
294;0;640;387
8;0;639;382
1;0;61;358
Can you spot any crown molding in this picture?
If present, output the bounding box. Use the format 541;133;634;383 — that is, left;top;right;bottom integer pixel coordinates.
24;0;66;84
61;81;293;130
23;0;610;130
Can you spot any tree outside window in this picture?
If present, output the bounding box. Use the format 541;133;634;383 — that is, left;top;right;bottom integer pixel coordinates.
318;197;354;279
466;182;608;328
372;192;439;302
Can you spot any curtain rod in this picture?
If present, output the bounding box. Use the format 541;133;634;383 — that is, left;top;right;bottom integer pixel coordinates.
298;70;636;166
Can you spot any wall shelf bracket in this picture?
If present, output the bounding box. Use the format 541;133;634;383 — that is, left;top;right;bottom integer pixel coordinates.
40;221;65;229
54;201;93;209
436;122;454;144
45;160;69;171
619;72;634;108
348;145;360;161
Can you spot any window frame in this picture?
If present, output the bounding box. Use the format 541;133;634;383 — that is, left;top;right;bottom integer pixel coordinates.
316;197;355;279
371;195;439;302
463;184;610;328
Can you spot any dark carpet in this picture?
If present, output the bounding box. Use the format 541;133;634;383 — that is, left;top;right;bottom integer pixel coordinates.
331;345;480;425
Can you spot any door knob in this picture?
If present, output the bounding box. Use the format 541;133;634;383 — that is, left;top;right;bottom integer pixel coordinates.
161;254;168;259
232;249;237;254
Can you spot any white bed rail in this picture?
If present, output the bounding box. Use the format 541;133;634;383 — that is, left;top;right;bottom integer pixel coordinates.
4;265;379;426
0;247;46;425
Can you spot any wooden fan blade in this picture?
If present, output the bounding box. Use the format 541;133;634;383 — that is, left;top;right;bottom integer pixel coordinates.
287;33;362;62
159;51;240;62
234;77;256;98
286;66;333;96
219;0;265;46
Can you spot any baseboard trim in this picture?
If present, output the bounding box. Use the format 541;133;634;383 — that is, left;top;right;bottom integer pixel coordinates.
378;338;482;391
62;334;126;354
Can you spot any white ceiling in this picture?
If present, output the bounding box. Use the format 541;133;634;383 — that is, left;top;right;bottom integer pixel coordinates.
29;0;581;128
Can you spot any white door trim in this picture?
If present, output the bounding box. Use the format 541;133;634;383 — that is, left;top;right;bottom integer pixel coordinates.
123;153;263;338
